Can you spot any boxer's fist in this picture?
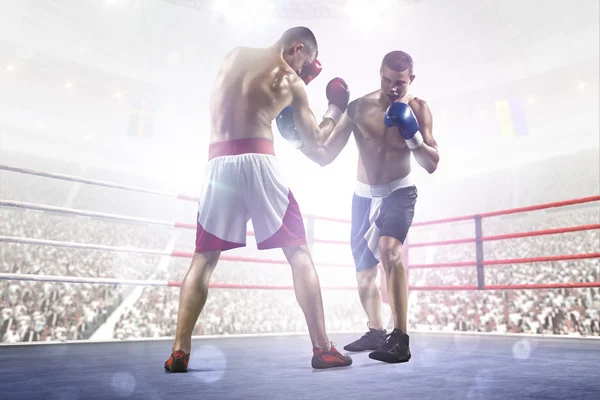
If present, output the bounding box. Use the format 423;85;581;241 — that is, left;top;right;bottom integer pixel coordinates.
276;106;303;148
323;78;350;125
384;102;423;150
299;59;322;85
326;78;350;112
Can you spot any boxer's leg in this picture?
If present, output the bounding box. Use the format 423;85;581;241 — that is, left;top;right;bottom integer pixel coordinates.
252;188;330;350
248;155;351;368
345;194;387;351
356;265;384;330
368;186;416;363
172;250;220;354
282;244;329;350
166;155;248;373
379;237;408;333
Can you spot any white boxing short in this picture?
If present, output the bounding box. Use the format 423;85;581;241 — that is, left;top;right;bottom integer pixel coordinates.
194;138;306;253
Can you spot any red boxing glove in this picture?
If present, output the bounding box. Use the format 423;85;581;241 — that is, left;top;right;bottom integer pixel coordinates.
323;77;350;124
299;59;322;85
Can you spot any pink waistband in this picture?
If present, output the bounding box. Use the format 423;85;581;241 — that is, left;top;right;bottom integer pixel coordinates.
208;139;275;160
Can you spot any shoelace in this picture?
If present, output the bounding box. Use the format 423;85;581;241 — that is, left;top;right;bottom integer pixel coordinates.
356;330;376;344
379;331;402;351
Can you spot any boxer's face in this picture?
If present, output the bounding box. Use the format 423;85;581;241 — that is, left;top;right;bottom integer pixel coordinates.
284;43;315;75
380;66;415;102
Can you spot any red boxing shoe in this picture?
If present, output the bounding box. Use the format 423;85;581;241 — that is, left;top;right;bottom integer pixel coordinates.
164;350;190;373
311;343;352;369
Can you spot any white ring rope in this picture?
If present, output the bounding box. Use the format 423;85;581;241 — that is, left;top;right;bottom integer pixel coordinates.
0;199;178;227
0;235;171;256
0;235;352;267
0;163;348;222
0;163;194;200
0;272;168;287
0;273;358;291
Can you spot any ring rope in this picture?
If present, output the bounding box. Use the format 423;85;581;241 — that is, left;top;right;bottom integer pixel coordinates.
0;273;598;291
407;252;600;269
1;200;598;249
0;199;176;227
0;235;353;268
0;199;348;245
407;224;600;248
0;164;196;200
411;195;600;227
2;235;597;270
2;163;598;226
0;164;351;223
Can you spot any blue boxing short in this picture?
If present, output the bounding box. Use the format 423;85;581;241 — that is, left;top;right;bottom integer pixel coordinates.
350;176;417;271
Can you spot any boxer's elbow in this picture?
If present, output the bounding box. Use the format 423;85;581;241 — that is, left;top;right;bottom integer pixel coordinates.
417;157;438;174
301;146;330;166
315;151;335;167
416;145;439;174
317;158;332;167
424;157;439;174
313;151;333;167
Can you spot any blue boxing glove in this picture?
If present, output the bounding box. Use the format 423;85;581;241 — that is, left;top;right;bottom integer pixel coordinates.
384;102;424;150
275;105;303;148
275;59;323;149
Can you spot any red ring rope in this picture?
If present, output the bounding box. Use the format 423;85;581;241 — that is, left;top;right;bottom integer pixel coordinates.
2;235;597;271
1;163;599;293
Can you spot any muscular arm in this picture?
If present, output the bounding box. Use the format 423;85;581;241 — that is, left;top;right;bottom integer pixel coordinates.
300;100;356;166
410;99;439;174
289;76;336;151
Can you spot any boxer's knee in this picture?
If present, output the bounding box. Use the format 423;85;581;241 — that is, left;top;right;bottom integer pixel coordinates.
192;251;220;270
283;244;313;268
379;237;405;275
356;267;378;292
187;251;220;283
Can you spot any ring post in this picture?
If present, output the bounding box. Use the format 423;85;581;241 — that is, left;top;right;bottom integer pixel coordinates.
475;215;485;289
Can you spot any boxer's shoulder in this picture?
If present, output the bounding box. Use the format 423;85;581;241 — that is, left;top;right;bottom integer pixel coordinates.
408;96;427;110
267;62;301;96
272;58;299;82
362;89;381;101
223;46;246;61
350;90;381;117
407;97;432;121
346;99;359;120
225;46;266;67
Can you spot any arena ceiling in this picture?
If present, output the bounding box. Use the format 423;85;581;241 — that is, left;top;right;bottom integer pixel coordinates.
1;0;597;100
161;0;424;19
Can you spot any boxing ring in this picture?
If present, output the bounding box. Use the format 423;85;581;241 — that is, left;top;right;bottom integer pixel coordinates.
1;163;599;400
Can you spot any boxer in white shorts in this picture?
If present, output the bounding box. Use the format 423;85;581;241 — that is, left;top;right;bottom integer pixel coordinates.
165;27;353;372
194;139;305;252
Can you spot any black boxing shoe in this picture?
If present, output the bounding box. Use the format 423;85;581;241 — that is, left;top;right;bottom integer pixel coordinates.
343;323;387;352
368;329;411;363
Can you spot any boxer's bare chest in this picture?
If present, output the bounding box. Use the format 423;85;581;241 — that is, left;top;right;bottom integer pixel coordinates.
352;96;412;183
353;100;408;155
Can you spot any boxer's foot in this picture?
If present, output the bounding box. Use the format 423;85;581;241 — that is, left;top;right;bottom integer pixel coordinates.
311;343;352;369
164;350;190;372
368;329;411;363
343;324;387;352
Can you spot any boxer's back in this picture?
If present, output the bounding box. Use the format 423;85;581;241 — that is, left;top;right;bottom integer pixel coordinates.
352;91;415;185
209;47;294;143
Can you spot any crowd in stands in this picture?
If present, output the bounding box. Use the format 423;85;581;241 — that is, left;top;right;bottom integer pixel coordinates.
1;150;599;343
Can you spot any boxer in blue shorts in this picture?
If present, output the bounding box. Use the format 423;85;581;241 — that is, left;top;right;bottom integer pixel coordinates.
299;51;440;363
